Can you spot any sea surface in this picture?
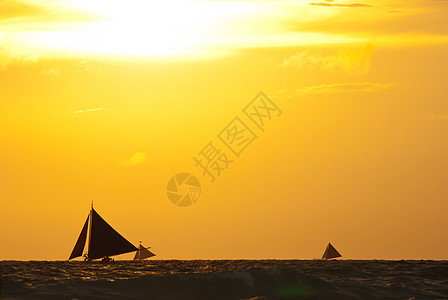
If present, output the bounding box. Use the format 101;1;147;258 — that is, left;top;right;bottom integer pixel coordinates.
1;260;447;299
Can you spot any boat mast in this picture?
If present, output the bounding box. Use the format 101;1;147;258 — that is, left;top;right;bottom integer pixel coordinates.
87;201;93;260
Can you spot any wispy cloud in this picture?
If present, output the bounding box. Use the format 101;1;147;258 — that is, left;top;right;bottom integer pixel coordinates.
282;41;375;76
41;68;59;76
73;107;104;114
275;82;393;97
75;60;103;74
421;114;448;121
0;35;40;68
1;0;447;65
0;0;44;21
308;2;373;8
0;0;369;62
123;152;148;166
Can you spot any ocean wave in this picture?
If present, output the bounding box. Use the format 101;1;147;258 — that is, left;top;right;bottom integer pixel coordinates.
1;260;447;299
2;268;346;300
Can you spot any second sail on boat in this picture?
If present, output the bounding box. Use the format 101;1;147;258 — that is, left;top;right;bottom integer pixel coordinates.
69;203;138;261
133;242;156;260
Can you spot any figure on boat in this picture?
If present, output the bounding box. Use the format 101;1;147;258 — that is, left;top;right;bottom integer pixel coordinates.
101;256;114;263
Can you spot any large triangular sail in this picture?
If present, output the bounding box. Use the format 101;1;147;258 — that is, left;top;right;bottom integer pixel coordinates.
69;206;138;260
69;215;89;259
133;244;156;260
89;208;138;260
322;243;342;260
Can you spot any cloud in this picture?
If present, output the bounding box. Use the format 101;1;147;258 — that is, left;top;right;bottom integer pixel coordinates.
289;1;448;39
75;60;104;75
0;0;44;20
41;68;59;76
282;41;375;76
275;82;393;97
308;1;373;7
123;152;148;166
0;34;40;68
0;0;96;23
73;107;104;114
0;1;99;67
421;114;448;121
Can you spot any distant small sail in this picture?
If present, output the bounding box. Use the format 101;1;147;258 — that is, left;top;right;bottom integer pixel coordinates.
322;243;342;260
133;244;156;260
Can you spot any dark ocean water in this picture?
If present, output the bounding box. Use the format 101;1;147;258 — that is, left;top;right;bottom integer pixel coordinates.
1;260;447;299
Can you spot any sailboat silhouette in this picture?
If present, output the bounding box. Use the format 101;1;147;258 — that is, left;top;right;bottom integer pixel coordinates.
69;203;137;261
133;242;156;260
322;243;342;260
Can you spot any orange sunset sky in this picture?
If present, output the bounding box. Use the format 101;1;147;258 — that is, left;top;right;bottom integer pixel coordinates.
0;0;447;260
